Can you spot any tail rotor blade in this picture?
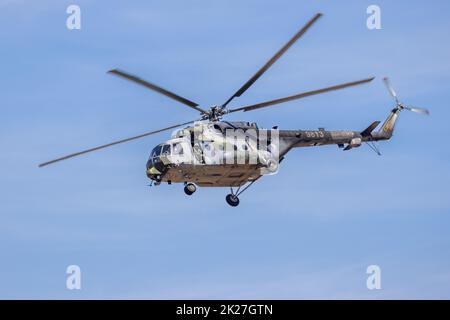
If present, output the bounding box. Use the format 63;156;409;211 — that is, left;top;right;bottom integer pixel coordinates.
404;106;430;115
383;77;399;103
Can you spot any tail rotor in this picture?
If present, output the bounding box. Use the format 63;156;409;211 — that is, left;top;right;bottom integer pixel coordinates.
383;77;430;115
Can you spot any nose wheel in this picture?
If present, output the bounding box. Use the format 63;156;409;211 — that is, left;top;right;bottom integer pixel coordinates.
184;183;197;195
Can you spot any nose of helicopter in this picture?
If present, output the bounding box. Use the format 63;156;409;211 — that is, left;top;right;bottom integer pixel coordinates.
146;154;167;180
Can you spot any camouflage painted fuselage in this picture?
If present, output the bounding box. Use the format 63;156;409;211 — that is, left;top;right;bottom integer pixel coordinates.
145;107;399;187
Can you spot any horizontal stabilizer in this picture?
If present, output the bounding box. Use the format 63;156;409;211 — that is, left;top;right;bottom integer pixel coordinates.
343;145;352;151
361;121;380;137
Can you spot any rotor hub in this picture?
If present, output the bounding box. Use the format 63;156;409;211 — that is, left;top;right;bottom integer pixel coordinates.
202;105;228;121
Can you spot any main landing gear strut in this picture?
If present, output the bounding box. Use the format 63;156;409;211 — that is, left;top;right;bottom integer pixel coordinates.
183;179;259;207
225;179;258;207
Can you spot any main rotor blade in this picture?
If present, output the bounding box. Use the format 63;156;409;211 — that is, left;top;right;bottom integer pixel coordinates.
228;77;375;113
404;106;430;115
38;120;198;167
383;77;399;103
108;69;207;114
221;13;323;108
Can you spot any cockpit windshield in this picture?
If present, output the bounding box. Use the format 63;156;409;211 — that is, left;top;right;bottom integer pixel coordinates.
149;144;171;162
150;145;162;158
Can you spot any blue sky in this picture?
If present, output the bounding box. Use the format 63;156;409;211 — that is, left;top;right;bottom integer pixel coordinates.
1;0;450;299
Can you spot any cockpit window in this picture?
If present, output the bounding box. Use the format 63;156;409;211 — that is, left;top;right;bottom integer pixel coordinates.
161;144;171;156
150;145;162;158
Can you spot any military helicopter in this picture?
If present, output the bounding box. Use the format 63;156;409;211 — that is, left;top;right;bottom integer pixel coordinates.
39;13;429;206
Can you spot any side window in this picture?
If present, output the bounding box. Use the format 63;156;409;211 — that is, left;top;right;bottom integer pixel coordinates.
213;124;222;133
161;144;171;156
173;143;184;155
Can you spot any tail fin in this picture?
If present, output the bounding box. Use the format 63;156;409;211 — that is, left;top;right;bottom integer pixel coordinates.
378;107;401;138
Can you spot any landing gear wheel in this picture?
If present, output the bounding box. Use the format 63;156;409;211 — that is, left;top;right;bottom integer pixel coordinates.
226;194;240;207
184;183;196;196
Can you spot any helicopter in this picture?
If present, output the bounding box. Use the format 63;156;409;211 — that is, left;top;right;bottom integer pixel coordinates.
39;13;429;207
